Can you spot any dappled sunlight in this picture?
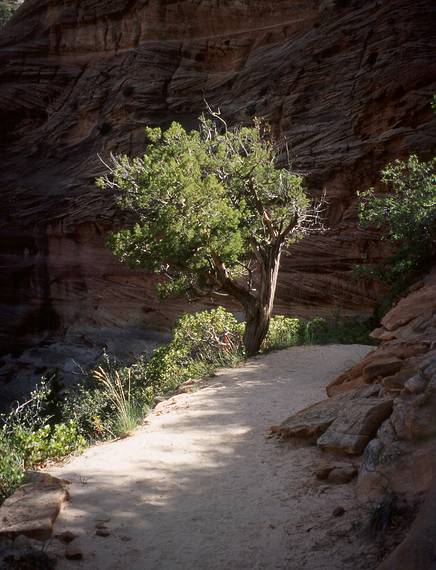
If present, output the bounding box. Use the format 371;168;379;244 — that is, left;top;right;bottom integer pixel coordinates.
49;345;372;569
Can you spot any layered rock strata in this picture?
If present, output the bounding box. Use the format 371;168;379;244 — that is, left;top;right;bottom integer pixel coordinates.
1;0;435;353
278;267;436;565
278;267;436;493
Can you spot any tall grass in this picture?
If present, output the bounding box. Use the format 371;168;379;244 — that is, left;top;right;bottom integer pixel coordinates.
92;366;141;437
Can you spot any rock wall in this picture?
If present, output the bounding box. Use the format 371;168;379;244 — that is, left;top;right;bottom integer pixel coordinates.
278;266;436;498
1;0;436;353
277;266;436;566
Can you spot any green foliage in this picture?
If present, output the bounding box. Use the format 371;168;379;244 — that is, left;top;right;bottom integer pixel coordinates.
0;380;86;503
302;315;373;345
62;352;150;440
358;155;436;290
93;362;143;437
5;421;85;467
0;432;24;503
146;307;244;393
263;314;373;350
97;116;315;303
0;0;22;27
262;316;302;350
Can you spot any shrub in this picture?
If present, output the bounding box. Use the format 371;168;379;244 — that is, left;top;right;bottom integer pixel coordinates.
358;154;436;294
262;316;302;350
0;432;24;503
0;380;86;503
62;352;150;441
146;307;244;395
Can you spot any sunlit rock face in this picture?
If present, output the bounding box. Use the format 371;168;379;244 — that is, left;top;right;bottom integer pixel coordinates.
0;0;435;353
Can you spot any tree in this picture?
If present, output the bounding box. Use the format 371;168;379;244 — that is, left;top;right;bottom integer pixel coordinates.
97;113;325;356
358;154;436;288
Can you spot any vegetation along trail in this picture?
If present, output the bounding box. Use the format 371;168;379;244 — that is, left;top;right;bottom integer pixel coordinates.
49;344;372;570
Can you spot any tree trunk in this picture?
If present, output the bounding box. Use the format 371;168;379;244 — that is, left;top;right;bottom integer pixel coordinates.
243;304;271;357
242;245;282;356
213;242;283;357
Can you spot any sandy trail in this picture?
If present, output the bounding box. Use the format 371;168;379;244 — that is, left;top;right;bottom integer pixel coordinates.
49;344;374;570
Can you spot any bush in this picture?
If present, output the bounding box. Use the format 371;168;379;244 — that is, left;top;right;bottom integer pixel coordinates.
146;307;244;394
358;154;436;293
262;314;372;350
0;432;24;503
303;315;373;345
62;352;150;441
0;380;86;503
262;316;302;351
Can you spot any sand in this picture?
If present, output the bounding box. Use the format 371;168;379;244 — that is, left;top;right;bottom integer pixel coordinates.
49;344;377;570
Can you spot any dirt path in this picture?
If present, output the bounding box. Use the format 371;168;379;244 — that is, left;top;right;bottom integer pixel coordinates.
49;344;375;570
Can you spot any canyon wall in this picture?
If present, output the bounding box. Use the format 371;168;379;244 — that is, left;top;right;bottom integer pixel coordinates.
0;0;435;353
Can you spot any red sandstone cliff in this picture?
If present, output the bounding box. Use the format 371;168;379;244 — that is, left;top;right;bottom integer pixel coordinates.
0;0;435;352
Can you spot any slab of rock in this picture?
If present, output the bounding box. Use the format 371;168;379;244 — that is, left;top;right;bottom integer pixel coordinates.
362;357;403;383
381;284;436;332
278;395;349;440
95;526;111;537
404;374;428;395
382;367;416;391
317;398;394;455
0;473;69;540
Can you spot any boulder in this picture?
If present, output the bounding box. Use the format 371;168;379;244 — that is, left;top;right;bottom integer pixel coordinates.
382;367;416;391
403;374;428;395
381;284;436;332
277;396;348;440
0;473;69;540
65;537;83;560
362;357;403;383
327;466;357;484
317;397;394;455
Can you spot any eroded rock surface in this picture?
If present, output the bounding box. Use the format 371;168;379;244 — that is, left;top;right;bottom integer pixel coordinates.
0;472;69;541
1;0;435;356
278;267;436;565
279;267;436;498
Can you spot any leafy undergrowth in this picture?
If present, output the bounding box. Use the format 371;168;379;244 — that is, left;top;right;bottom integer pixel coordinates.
0;307;373;503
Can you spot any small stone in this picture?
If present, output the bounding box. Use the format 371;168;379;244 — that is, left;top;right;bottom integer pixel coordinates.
315;465;334;480
57;530;76;543
95;527;111;537
327;466;357;484
65;538;83;560
332;506;346;517
119;535;132;542
95;521;108;529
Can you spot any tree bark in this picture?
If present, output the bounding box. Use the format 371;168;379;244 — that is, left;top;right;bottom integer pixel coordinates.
242;244;282;356
213;242;282;357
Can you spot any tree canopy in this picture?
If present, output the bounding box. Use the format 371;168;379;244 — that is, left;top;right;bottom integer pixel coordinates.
97;114;324;354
